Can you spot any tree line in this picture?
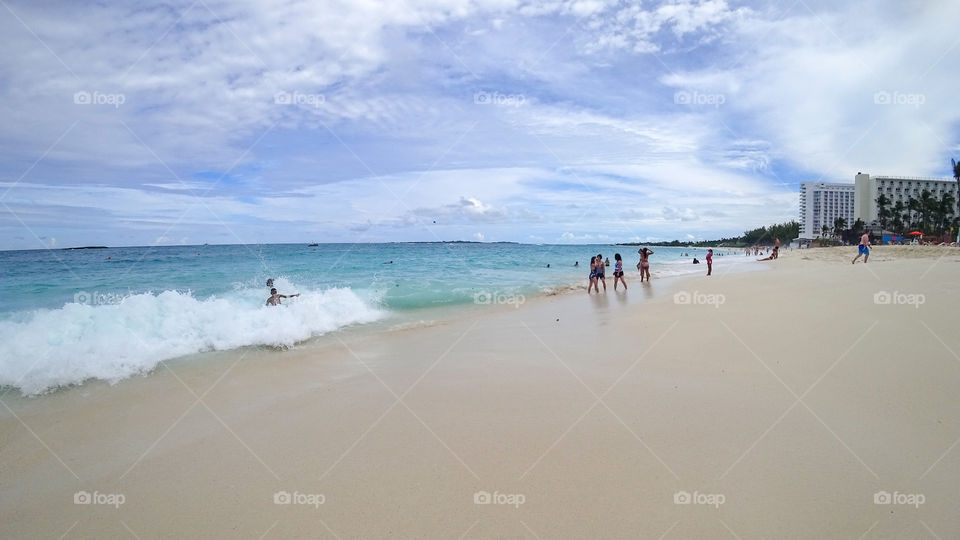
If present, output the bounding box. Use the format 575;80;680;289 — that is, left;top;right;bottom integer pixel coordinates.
620;221;800;248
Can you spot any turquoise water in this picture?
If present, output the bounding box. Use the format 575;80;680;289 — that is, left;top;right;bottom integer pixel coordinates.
0;243;746;394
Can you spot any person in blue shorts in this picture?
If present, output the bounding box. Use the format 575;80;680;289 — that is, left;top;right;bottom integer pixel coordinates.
852;232;871;264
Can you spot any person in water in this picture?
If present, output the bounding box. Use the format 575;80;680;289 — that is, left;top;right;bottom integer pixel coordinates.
612;253;627;290
637;248;654;282
266;278;274;288
706;249;713;276
266;287;299;306
587;256;599;293
595;253;607;291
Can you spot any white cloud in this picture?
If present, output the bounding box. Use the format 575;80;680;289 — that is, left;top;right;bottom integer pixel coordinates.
1;0;958;249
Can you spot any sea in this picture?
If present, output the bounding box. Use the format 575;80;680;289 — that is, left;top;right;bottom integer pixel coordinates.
0;243;755;394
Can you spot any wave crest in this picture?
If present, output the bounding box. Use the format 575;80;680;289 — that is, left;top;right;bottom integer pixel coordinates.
0;286;383;395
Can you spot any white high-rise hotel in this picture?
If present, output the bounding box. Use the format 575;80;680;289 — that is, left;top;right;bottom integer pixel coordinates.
854;172;959;224
799;182;855;239
799;173;958;239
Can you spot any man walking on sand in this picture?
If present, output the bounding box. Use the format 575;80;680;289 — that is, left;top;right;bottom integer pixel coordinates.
852;231;871;264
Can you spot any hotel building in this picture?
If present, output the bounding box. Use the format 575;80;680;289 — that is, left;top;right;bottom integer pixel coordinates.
799;182;856;239
854;173;959;225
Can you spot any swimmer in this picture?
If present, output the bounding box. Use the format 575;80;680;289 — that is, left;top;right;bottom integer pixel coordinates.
266;287;299;306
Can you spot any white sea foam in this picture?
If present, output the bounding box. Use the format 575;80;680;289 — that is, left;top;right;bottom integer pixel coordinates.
0;285;384;395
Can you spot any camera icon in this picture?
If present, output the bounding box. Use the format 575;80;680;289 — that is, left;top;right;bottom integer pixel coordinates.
74;91;91;105
474;490;492;504
673;291;691;305
74;291;90;305
74;491;91;504
273;491;291;504
473;292;491;305
673;491;691;504
874;491;891;505
473;91;491;105
873;91;891;105
673;91;691;105
873;291;891;305
274;91;292;105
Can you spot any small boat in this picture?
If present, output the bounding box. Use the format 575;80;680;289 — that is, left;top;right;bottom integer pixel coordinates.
308;243;319;247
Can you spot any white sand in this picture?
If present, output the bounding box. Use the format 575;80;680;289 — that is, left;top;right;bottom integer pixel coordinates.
2;246;959;538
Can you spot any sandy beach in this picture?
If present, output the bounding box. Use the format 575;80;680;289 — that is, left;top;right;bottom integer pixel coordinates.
2;246;959;539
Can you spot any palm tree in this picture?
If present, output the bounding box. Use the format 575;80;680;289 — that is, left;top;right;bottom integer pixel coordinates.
875;194;891;231
833;217;847;239
937;192;956;236
908;197;923;230
953;158;960;241
820;224;831;239
892;201;906;234
919;189;936;233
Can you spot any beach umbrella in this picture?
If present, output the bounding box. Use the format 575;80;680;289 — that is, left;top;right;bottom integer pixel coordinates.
908;231;923;235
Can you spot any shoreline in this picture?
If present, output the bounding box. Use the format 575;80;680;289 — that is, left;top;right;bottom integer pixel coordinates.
2;249;764;398
3;244;951;398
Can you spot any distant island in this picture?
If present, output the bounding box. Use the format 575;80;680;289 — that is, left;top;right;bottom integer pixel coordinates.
401;241;518;244
62;246;109;250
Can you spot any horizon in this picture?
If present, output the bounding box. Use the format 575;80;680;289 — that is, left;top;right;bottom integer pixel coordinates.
1;228;800;252
1;0;958;250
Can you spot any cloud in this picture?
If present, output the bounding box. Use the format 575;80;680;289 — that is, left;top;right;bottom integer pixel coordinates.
1;0;958;249
662;206;699;222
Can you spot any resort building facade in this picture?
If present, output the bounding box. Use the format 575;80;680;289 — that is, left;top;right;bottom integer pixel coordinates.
799;181;856;239
854;172;959;224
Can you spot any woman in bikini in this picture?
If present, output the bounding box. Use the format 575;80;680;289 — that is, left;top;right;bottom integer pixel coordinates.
587;256;599;293
613;253;627;290
637;247;654;282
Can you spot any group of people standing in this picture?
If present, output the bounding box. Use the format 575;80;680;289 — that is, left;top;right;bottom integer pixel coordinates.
587;247;714;294
587;253;626;293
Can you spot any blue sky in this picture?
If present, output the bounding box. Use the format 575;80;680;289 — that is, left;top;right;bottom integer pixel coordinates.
1;0;958;249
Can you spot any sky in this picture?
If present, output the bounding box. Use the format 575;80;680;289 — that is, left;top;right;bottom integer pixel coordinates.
0;0;958;249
